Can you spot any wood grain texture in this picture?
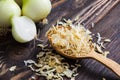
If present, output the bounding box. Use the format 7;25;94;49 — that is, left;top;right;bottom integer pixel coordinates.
0;0;120;80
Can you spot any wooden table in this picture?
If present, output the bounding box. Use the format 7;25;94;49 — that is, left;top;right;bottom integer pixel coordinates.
0;0;120;80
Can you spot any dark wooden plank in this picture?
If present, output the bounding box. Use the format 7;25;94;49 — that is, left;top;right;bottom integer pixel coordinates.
0;0;120;80
78;2;120;80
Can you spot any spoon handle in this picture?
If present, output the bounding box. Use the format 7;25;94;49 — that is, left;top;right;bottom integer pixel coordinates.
89;52;120;77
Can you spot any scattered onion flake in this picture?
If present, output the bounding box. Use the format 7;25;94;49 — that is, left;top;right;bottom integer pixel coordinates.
42;18;48;25
9;66;16;71
103;78;106;80
97;33;101;44
104;39;111;42
24;48;80;80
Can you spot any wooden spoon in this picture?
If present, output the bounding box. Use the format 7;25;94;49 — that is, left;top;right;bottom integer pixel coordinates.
47;25;120;78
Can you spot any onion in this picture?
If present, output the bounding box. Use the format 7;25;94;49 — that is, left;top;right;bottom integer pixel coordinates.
22;0;52;22
0;0;21;27
11;16;37;43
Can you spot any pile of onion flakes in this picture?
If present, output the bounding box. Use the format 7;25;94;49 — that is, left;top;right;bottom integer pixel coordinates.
24;45;80;80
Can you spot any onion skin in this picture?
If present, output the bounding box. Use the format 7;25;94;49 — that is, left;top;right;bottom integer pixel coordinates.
22;0;52;22
0;0;21;27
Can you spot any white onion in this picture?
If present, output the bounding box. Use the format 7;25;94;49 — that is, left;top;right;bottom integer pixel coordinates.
0;0;21;27
11;16;37;43
22;0;52;22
